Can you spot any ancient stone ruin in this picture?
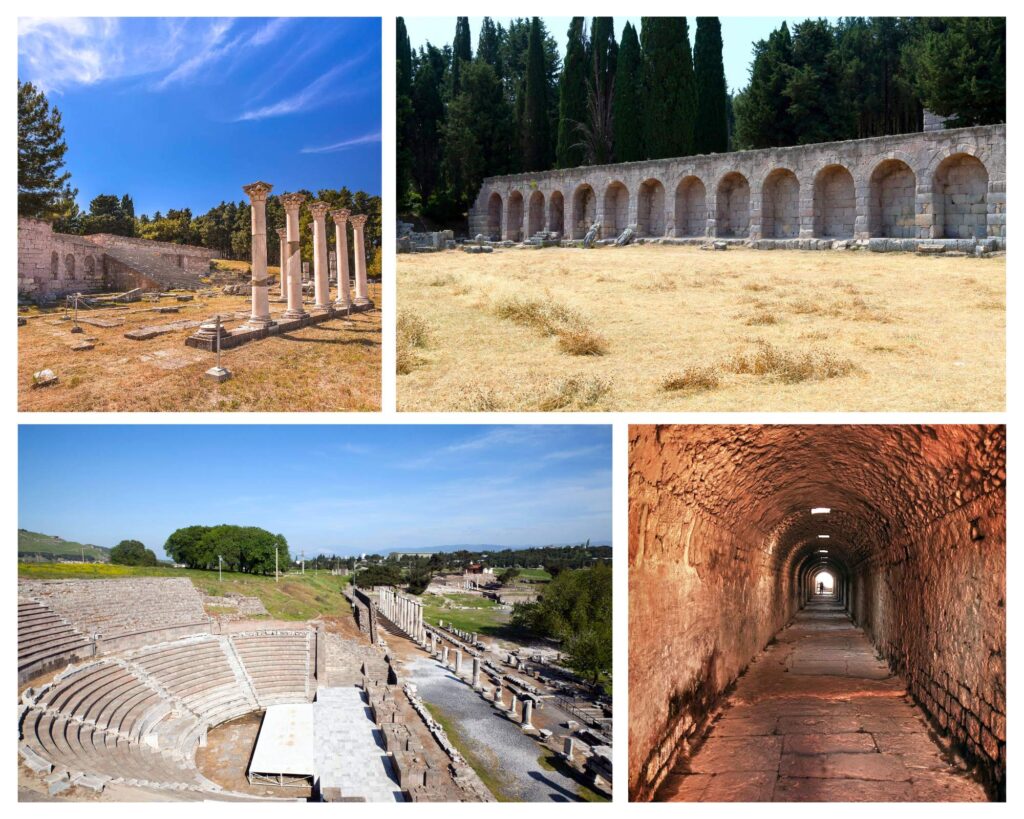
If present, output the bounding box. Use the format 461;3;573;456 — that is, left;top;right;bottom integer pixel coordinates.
628;425;1005;802
469;124;1005;253
18;218;218;302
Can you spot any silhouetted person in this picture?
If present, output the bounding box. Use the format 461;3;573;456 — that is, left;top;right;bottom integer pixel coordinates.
818;581;825;595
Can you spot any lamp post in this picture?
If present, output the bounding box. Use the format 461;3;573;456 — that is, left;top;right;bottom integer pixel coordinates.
219;555;223;583
275;546;279;583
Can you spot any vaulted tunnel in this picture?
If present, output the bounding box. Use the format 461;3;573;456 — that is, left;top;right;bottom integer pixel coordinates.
629;425;1005;803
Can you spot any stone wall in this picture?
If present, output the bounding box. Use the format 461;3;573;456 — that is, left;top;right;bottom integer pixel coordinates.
470;124;1006;245
18;217;217;299
628;425;1005;801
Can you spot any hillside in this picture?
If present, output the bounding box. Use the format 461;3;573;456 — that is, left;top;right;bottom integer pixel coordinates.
18;529;110;562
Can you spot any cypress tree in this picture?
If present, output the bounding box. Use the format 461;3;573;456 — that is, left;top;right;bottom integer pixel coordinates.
693;17;728;154
521;17;552;171
396;18;415;211
581;17;617;165
18;80;76;219
613;22;644;162
642;17;698;159
555;18;588;168
477;17;502;73
451;17;473;96
784;19;844;145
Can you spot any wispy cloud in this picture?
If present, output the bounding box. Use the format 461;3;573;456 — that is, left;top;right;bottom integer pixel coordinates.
300;131;381;154
234;51;375;122
151;19;237;90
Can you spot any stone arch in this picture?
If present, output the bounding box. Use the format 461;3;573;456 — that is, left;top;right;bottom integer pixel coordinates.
761;168;800;239
868;159;917;238
84;255;96;280
675;176;706;237
65;253;76;280
527;190;545;237
934;153;989;240
603;181;630;236
548;191;565;236
50;251;59;280
486;192;503;239
571;183;596;240
636;178;667;237
716;172;750;238
506;191;524;242
813;164;856;239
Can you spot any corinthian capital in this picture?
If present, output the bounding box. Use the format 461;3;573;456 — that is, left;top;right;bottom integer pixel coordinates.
242;181;273;202
280;192;307;212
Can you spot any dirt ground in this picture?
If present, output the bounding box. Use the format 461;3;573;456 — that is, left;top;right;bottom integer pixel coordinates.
18;284;381;412
396;247;1004;412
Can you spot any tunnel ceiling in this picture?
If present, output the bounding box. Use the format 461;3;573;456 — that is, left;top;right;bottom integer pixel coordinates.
639;425;1005;573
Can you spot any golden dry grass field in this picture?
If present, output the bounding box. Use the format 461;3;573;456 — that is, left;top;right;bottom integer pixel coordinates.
397;246;1004;412
19;282;381;412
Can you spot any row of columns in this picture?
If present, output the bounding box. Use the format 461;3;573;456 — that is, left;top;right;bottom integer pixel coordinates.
241;181;371;331
376;586;425;644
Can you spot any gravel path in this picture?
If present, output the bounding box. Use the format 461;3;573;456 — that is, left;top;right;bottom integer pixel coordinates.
402;657;584;802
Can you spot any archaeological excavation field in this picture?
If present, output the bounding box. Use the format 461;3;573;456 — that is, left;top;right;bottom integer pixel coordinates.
396;247;1004;412
18;284;381;412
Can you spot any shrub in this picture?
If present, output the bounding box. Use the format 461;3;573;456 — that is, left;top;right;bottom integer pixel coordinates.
661;366;721;393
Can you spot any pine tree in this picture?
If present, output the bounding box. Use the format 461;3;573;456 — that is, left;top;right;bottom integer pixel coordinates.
521;18;552;171
910;17;1005;127
733;23;795;149
612;22;644;162
581;17;617;165
477;17;502;73
18;80;76;219
410;45;446;205
784;19;844;145
693;17;729;154
642;17;698;159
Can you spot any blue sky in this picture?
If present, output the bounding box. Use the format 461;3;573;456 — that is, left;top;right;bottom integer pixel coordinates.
18;17;381;217
405;17;830;94
19;425;612;559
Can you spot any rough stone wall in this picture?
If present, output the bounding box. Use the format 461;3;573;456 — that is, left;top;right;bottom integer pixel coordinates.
814;165;856;238
870;160;917;238
674;178;706;237
18;218;107;299
470;124;1006;244
763;170;800;238
628;424;1006;801
18;217;217;299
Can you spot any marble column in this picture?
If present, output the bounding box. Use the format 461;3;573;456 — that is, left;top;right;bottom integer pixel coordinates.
455;650;463;676
331;209;352;308
442;646;449;665
510;694;518;717
242;181;274;329
277;228;288;298
522;699;534;728
281;193;307;319
350;214;371;306
308;201;331;309
472;657;481;689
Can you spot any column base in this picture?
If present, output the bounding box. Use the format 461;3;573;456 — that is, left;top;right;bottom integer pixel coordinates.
333;300;353;310
282;309;308;320
353;297;373;307
242;316;275;330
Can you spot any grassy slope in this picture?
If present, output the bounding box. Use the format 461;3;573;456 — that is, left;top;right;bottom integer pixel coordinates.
420;592;510;636
18;562;352;621
18;529;110;560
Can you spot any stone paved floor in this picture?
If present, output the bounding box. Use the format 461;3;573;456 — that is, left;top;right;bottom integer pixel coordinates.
657;599;989;802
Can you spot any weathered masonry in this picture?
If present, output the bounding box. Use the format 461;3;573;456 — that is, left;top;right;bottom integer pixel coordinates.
470;124;1005;247
18;217;218;301
629;426;1005;801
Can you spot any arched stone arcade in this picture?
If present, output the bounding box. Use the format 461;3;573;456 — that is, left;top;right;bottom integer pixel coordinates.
761;168;800;239
674;177;707;238
636;178;667;238
603;181;630;237
869;159;917;238
934;153;989;240
571;183;596;240
548;190;565;235
486;192;503;239
506;191;524;242
527;190;545;238
715;172;750;238
813;164;856;239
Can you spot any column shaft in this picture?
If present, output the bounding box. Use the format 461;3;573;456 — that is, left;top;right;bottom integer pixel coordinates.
281;193;307;319
351;215;371;306
243;182;273;328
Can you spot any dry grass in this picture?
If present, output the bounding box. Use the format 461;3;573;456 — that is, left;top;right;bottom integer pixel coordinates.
18;282;381;412
396;245;1004;411
661;366;721;393
397;310;431;375
493;295;608;356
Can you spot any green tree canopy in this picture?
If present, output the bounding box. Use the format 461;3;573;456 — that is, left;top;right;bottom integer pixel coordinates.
164;524;288;574
555;18;588;169
18;80;76;220
612;22;644;162
693;17;729;154
354;562;403;589
110;539;158;567
512;562;612;683
642;17;698;159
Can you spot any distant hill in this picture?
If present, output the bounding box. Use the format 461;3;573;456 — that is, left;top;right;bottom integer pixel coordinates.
18;529;110;562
